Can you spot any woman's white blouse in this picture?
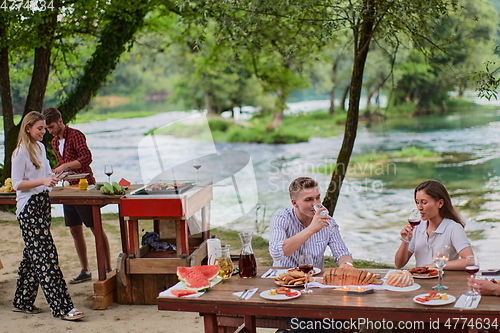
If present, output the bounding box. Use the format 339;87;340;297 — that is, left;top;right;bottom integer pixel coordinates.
11;142;53;216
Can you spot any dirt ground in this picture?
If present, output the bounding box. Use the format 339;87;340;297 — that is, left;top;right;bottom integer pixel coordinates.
0;212;276;333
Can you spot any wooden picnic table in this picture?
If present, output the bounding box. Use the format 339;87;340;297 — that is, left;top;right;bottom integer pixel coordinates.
157;268;500;333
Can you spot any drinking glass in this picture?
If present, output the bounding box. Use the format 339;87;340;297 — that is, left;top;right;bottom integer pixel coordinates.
432;245;450;290
464;255;480;296
193;159;201;184
313;204;335;233
299;254;314;294
104;165;113;183
402;208;421;242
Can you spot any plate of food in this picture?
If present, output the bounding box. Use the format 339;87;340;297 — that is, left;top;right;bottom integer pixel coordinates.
274;268;318;287
409;267;439;279
288;267;321;275
65;173;89;180
260;288;301;300
413;292;456;306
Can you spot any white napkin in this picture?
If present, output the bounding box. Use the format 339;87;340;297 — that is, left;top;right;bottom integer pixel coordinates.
159;278;222;298
261;269;288;278
454;294;481;309
232;287;259;300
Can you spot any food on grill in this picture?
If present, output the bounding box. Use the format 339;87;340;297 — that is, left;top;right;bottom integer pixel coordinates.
385;270;414;287
322;267;377;286
146;182;188;191
409;266;438;276
274;269;313;286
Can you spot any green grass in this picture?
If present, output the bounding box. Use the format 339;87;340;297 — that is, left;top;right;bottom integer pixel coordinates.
73;110;164;124
142;109;346;144
312;146;442;176
208;110;346;144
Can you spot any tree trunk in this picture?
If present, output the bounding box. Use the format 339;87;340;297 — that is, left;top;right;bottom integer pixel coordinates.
329;61;339;115
268;87;286;130
3;9;58;179
365;88;375;114
340;85;350;111
204;91;218;114
0;29;14;137
323;0;376;213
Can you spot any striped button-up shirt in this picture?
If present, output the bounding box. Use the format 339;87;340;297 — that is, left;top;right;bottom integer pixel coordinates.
269;207;351;268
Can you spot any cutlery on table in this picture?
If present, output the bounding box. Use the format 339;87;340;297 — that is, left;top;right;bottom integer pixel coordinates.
237;287;258;301
237;289;249;301
466;295;476;308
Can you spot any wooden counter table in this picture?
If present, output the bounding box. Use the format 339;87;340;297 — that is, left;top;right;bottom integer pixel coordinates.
0;185;142;308
0;186;142;280
158;268;500;333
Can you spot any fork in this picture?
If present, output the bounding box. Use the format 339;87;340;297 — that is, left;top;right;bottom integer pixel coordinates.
466;295;477;308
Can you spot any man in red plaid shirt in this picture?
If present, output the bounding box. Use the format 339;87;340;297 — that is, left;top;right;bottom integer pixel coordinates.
43;107;112;284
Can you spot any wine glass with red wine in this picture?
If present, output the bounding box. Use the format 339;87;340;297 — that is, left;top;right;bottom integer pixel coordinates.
402;208;421;242
464;255;480;296
299;254;314;294
104;165;113;183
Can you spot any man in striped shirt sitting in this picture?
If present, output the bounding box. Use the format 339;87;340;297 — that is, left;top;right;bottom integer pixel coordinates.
269;177;353;269
269;177;354;333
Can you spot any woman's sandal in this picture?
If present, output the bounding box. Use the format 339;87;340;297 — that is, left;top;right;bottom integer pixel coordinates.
60;308;85;321
12;306;42;314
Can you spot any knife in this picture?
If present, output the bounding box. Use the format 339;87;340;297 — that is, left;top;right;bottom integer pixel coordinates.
237;289;249;301
464;295;473;308
263;269;274;278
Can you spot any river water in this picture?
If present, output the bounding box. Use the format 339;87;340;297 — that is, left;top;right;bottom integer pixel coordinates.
3;100;499;269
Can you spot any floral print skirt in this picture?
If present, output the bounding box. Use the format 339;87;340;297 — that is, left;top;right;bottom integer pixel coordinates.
13;191;74;317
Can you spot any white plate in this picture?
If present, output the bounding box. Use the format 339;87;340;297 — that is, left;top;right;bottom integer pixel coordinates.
412;273;439;279
275;281;309;288
65;173;89;180
260;289;301;301
383;283;421;292
411;268;439;279
413;293;456;306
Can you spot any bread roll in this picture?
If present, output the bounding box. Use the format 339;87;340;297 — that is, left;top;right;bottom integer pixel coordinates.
385;270;414;287
322;267;376;286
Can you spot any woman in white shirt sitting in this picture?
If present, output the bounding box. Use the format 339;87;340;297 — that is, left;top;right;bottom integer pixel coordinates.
395;180;474;270
11;111;84;321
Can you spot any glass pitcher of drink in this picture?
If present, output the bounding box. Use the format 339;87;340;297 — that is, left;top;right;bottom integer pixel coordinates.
215;245;233;279
238;232;257;278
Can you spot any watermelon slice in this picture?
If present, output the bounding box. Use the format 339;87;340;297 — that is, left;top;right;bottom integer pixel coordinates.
118;178;131;188
177;265;219;291
170;289;197;297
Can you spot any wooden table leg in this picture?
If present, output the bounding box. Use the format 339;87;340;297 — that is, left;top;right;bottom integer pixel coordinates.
201;204;210;241
127;218;139;257
119;214;128;254
244;315;256;333
176;219;189;256
91;205;106;281
203;313;219;333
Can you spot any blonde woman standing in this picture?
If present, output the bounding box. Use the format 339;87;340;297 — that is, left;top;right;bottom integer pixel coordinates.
11;111;84;321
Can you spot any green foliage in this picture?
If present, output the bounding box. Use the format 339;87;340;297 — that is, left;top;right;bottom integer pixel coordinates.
313;146;441;175
206;110;344;144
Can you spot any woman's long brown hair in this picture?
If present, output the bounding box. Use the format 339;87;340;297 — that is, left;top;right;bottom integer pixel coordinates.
414;180;464;227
